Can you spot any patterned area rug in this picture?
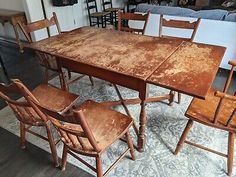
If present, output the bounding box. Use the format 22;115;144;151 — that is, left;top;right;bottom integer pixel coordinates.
0;74;233;177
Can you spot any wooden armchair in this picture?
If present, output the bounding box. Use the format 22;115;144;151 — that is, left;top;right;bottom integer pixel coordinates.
30;99;135;177
174;60;236;176
0;79;80;167
118;11;150;34
159;15;201;104
17;12;93;90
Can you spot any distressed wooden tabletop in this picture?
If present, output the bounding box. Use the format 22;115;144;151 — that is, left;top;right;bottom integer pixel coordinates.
28;27;182;80
27;27;226;99
147;42;226;99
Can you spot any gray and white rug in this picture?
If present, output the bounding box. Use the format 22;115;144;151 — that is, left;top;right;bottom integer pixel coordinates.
0;74;234;177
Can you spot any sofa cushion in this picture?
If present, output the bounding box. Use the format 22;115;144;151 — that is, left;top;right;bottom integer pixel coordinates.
136;4;232;21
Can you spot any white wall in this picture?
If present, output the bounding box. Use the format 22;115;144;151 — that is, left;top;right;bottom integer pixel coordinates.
0;0;24;11
0;0;25;39
0;0;125;41
25;0;125;40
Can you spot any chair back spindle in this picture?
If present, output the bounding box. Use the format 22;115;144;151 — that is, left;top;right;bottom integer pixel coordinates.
102;0;113;10
18;12;61;43
0;79;47;125
213;60;236;126
29;98;101;154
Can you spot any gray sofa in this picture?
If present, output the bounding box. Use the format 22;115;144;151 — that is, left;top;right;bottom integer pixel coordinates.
135;4;236;21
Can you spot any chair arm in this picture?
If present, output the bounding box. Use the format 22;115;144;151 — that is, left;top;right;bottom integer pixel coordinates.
215;91;236;101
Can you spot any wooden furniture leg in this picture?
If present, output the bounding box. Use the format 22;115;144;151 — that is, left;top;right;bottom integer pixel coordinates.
178;92;181;104
0;55;9;82
96;156;103;177
126;132;136;160
228;132;234;176
169;90;175;106
20;122;26;149
174;119;193;155
61;145;68;171
12;20;23;53
89;76;94;86
137;83;148;152
46;124;59;167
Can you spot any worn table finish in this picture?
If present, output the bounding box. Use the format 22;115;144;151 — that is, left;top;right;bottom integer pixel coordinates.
147;42;226;99
26;27;226;151
0;8;26;52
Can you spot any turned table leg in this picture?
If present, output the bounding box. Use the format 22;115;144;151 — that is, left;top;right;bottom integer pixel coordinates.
137;83;148;152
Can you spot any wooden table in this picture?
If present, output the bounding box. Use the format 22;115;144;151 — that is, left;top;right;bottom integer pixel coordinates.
26;27;226;151
0;9;26;53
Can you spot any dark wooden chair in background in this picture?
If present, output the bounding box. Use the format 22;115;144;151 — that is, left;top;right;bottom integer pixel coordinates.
102;0;124;25
30;99;135;177
118;11;150;34
159;14;201;104
86;0;111;28
17;12;93;90
174;60;236;176
0;79;80;167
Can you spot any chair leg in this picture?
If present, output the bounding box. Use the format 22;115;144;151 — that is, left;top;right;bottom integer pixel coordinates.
227;132;234;176
126;132;135;160
59;72;68;91
169;90;175;106
46;125;59;167
20;122;26;149
177;92;181;104
97;17;100;27
174;119;193;155
89;76;94;86
61;145;68;171
96;156;103;177
43;68;49;84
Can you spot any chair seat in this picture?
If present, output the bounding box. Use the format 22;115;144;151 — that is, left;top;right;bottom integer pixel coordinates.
90;11;110;17
105;7;123;12
63;100;133;153
186;88;236;132
32;84;79;113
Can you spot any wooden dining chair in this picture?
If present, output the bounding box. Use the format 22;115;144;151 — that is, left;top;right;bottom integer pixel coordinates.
118;11;150;34
159;15;201;104
30;99;135;177
102;0;124;25
17;12;93;90
86;0;111;28
0;79;80;167
174;60;236;176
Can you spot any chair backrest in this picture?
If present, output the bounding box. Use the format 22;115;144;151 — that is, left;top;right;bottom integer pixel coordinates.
17;12;60;71
0;79;47;125
86;0;98;16
29;97;101;154
159;14;201;41
213;60;236;126
118;11;150;34
17;12;61;43
102;0;112;10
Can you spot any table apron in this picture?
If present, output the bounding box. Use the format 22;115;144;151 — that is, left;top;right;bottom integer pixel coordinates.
58;58;146;92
